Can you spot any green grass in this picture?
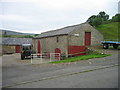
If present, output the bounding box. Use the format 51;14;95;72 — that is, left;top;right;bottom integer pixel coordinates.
96;22;119;41
50;53;110;63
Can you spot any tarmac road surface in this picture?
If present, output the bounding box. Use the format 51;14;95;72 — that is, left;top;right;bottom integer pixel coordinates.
9;65;118;88
2;49;119;88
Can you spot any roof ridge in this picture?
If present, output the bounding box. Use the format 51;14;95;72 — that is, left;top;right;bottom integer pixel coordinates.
41;23;85;34
35;22;88;38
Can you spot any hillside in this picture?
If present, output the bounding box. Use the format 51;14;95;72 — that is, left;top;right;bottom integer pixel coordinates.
0;30;34;35
95;22;119;41
0;29;35;38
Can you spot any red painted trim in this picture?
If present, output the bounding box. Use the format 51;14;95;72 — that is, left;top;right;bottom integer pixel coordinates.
68;46;86;56
72;53;86;56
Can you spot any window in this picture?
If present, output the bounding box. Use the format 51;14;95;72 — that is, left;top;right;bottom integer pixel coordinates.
56;37;59;43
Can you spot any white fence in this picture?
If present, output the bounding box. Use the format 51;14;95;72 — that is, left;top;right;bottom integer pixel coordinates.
50;53;60;62
31;53;60;64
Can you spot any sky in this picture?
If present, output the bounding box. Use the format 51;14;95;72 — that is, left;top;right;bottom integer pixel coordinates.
0;0;119;34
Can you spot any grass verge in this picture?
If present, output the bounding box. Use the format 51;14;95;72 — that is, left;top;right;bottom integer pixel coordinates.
50;53;110;63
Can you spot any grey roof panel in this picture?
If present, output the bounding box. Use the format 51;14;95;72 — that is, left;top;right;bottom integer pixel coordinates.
1;38;32;45
34;23;84;38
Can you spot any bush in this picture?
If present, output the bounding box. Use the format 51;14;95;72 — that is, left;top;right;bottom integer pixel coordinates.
92;17;102;26
112;14;120;22
87;11;109;26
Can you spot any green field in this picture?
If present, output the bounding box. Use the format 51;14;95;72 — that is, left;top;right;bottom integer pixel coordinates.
96;22;119;41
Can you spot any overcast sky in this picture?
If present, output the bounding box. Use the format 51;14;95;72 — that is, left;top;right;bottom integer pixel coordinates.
0;0;119;34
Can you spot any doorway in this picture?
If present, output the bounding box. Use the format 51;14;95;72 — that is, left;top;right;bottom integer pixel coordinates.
37;40;41;53
84;32;91;46
54;48;61;60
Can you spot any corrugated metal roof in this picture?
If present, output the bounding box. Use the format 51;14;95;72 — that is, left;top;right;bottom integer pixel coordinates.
34;23;86;38
1;38;32;45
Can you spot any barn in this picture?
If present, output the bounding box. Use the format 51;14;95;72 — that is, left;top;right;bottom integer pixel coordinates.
33;23;103;58
1;38;32;54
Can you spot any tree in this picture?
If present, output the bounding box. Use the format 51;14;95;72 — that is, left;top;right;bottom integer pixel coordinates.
105;14;109;21
87;11;109;26
87;15;97;25
34;34;39;37
98;11;109;21
111;14;120;22
92;17;102;27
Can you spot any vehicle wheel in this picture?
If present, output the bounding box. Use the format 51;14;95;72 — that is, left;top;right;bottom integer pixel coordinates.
113;44;118;49
21;55;25;60
103;44;109;49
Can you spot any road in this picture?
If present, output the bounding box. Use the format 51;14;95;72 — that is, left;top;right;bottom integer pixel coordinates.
10;65;118;88
2;50;119;88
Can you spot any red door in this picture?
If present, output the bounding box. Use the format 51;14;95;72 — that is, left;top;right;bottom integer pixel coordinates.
38;40;41;53
15;45;20;53
54;48;61;60
85;32;91;46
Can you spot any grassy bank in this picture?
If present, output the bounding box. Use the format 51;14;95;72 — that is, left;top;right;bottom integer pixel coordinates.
50;53;110;63
96;22;119;41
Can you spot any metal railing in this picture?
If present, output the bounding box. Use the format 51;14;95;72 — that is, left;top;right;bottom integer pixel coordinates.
31;53;60;64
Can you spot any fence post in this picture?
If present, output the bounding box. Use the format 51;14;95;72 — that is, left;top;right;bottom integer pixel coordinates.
59;53;60;61
50;53;51;62
40;53;42;63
